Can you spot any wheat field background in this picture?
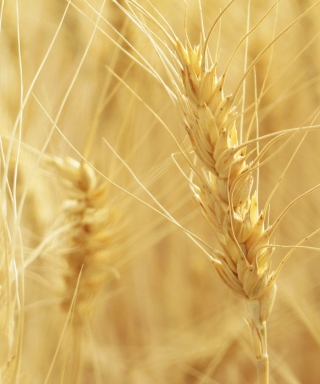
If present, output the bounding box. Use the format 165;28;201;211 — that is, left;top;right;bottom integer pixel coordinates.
1;0;320;383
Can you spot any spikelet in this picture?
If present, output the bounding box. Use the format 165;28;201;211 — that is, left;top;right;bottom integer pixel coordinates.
49;156;125;324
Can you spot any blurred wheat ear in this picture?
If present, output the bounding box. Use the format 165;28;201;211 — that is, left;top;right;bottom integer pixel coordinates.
48;157;122;320
36;153;128;381
117;0;320;382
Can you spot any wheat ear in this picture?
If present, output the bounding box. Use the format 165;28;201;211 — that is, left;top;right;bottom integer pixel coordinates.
119;1;299;382
175;37;278;384
39;155;126;380
48;156;125;324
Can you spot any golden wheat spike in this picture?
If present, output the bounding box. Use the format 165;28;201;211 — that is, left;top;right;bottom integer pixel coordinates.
120;0;320;382
162;20;275;384
49;156;125;324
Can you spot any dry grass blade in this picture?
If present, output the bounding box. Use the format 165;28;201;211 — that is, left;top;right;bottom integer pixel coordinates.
0;196;16;382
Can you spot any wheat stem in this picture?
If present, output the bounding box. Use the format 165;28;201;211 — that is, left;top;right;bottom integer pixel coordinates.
246;300;271;384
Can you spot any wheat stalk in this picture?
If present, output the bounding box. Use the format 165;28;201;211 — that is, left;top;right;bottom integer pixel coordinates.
32;154;127;381
119;0;320;382
172;32;275;384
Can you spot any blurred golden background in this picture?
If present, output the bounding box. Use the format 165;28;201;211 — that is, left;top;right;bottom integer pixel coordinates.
1;0;320;383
